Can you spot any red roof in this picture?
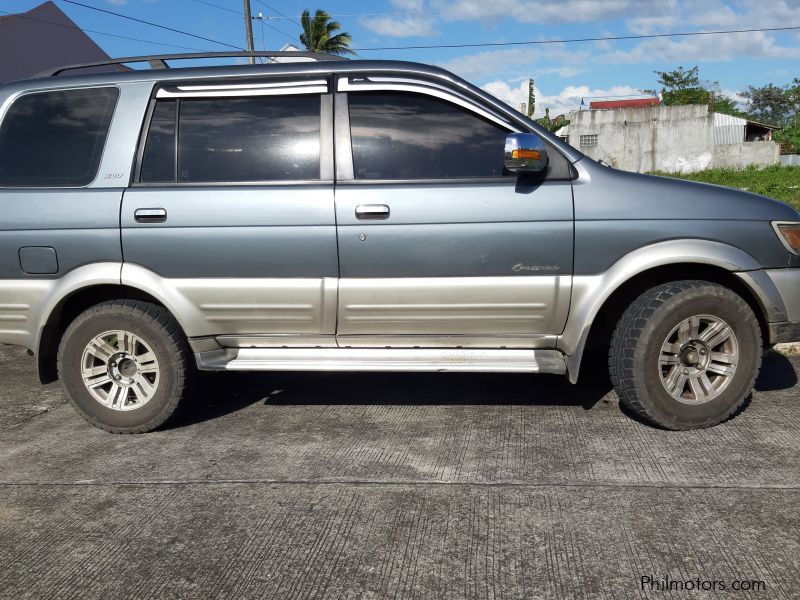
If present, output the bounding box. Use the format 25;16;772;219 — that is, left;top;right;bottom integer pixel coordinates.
590;98;661;110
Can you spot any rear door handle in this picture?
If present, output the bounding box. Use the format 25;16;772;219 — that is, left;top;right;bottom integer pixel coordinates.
134;208;167;224
355;204;390;220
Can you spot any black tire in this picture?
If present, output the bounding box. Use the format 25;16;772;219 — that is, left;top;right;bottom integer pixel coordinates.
58;300;191;433
609;280;762;430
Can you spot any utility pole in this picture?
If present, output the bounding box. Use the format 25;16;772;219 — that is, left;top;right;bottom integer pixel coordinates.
243;0;255;64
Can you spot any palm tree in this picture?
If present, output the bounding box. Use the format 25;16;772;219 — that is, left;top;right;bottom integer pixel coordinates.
300;9;355;56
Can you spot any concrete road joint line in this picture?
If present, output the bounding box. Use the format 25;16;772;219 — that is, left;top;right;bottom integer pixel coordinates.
1;479;799;491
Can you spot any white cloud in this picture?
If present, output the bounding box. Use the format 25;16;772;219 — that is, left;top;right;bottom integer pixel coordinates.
437;46;590;80
625;15;677;35
432;0;677;25
719;87;747;107
361;0;438;38
688;0;800;29
689;5;740;28
482;79;642;117
107;0;128;5
600;30;800;64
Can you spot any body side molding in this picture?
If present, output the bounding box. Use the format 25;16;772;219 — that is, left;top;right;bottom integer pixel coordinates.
0;262;123;354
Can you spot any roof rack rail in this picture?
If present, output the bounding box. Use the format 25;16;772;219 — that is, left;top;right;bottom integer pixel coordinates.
36;51;349;77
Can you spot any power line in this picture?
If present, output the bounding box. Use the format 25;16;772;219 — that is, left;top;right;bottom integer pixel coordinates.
186;0;296;44
59;0;243;50
353;24;800;51
187;0;242;16
250;9;445;20
0;8;204;51
254;0;301;27
258;19;296;43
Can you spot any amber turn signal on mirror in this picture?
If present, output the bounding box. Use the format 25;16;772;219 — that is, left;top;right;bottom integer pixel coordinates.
773;222;800;255
511;149;541;160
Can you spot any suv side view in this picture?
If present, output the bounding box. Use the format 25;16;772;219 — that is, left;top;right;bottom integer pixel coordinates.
1;52;799;433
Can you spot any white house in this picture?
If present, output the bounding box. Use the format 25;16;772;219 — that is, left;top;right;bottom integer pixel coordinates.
556;103;780;173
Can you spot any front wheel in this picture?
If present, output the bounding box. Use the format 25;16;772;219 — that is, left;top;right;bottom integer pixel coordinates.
58;300;191;433
609;280;762;430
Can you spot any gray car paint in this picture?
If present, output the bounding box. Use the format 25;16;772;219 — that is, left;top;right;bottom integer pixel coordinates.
572;162;797;273
121;186;338;279
0;58;799;381
0;189;122;279
335;181;574;278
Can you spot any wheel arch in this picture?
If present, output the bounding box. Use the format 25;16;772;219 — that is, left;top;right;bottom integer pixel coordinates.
560;239;783;383
37;283;185;385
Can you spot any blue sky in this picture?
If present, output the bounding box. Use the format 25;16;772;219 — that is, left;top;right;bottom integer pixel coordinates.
5;0;800;116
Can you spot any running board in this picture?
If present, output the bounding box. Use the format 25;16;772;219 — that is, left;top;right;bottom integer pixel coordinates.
218;348;566;374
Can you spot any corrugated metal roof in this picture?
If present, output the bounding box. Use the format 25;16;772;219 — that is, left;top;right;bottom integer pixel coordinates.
713;112;746;145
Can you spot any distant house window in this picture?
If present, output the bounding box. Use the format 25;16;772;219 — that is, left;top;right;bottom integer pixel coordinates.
579;134;598;148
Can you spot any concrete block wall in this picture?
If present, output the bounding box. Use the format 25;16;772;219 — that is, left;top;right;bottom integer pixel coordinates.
562;105;780;173
713;141;781;170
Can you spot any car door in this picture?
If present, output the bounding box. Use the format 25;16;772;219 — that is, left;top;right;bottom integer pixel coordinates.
333;77;574;349
0;85;125;352
121;78;339;347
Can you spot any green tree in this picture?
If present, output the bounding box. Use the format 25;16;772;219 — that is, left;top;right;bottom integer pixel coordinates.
650;66;746;118
300;9;355;55
742;81;796;126
654;66;711;106
710;96;746;118
527;78;536;118
536;108;569;133
775;115;800;153
773;79;800;150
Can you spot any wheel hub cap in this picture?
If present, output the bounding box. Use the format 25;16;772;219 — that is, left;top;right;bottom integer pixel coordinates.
658;315;739;405
80;330;160;411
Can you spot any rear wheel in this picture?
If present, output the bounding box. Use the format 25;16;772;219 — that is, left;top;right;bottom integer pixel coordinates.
58;300;191;433
609;280;761;430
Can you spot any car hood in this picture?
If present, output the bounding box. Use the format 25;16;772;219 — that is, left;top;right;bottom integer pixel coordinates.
574;160;800;222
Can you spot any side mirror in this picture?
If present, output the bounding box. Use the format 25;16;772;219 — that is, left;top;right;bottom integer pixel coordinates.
504;133;548;173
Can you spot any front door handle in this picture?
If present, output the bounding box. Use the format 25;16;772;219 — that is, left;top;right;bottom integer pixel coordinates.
134;208;167;224
355;204;390;220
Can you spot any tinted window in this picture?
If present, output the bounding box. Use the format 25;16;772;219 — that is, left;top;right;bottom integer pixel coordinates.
140;100;177;183
0;87;118;187
175;95;320;183
349;92;509;180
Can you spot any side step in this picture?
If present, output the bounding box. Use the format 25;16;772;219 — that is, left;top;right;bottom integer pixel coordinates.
220;348;566;374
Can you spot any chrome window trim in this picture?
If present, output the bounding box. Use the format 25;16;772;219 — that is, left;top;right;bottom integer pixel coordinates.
157;79;328;98
338;76;517;132
335;176;521;186
135;82;333;185
131;179;335;188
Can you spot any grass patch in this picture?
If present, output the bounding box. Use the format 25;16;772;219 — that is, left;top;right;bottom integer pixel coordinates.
650;165;800;211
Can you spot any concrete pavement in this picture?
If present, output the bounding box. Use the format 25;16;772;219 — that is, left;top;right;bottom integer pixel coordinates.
1;344;799;599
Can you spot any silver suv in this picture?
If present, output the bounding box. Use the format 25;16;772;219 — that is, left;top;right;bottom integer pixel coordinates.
1;52;799;433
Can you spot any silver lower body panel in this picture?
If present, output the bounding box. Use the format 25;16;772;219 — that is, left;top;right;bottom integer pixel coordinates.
204;347;567;374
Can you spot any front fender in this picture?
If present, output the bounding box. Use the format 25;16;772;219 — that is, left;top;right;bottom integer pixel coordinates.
558;239;783;383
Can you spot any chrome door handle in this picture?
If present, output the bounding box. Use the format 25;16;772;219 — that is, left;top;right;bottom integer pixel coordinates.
355;204;390;220
134;208;167;224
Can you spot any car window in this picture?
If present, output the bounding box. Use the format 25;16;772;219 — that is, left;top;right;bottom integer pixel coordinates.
140;99;177;183
141;94;321;183
348;91;510;180
0;87;118;187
